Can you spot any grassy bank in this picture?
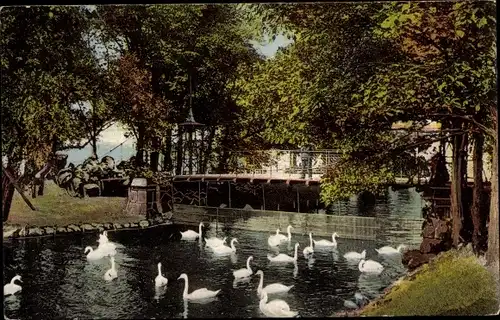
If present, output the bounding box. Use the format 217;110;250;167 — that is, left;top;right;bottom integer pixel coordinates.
5;180;141;229
360;248;499;316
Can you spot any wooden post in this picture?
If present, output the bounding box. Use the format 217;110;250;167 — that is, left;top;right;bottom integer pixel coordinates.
262;183;266;211
205;181;208;207
228;181;232;208
170;178;175;213
296;186;300;213
198;180;201;206
3;167;37;211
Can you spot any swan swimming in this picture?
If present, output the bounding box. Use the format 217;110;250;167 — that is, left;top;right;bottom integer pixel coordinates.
313;232;338;247
97;231;117;255
268;243;299;263
212;238;238;255
276;225;293;242
104;256;118;281
155;262;168;287
84;246;105;261
4;275;22;296
358;259;384;274
205;236;227;248
178;273;220;301
303;233;314;257
256;270;294;296
375;244;407;255
259;291;298;318
233;256;254;279
268;229;283;247
343;250;366;261
181;222;204;241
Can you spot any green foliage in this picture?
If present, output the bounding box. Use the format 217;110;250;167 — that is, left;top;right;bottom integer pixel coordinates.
362;248;498;316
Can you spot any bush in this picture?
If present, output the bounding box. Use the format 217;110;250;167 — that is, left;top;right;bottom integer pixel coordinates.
361;248;499;316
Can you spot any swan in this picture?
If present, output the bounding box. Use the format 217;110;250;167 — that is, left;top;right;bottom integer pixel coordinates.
212;238;238;255
358;259;384;274
104;256;118;281
177;273;220;301
205;236;227;248
343;250;366;261
268;229;283;247
155;262;168;287
84;246;105;261
259;291;298;318
233;256;254;279
97;231;109;244
181;222;203;241
256;270;293;295
97;231;117;255
276;225;293;242
4;275;22;296
268;243;299;263
376;244;407;255
313;232;338;247
303;233;314;257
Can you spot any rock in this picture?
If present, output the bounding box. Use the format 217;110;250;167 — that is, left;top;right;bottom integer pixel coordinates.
421;221;435;238
44;227;55;235
80;224;94;232
130;222;138;228
3;227;19;238
243;204;254;210
420;238;444;254
434;219;450;240
113;223;122;229
147;219;155;226
139;220;149;228
90;223;103;229
162;211;173;220
153;216;163;224
67;224;81;232
123;223;130;228
103;223;113;230
56;227;67;233
28;227;44;236
402;249;437;271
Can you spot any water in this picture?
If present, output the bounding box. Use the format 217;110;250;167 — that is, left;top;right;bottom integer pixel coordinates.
3;188;423;319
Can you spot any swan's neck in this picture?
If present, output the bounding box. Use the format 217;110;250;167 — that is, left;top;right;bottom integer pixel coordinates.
10;278;17;284
231;241;236;251
258;273;263;293
294;246;298;260
332;234;337;242
276;229;280;235
358;260;364;272
157;264;162;276
198;224;202;235
111;259;116;270
246;258;252;271
182;277;189;298
309;234;313;247
287;229;292;240
397;245;403;252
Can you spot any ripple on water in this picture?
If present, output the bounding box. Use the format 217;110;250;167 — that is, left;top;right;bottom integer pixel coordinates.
3;202;421;318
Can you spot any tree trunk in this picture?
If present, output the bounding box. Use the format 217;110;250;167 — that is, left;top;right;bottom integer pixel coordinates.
471;133;484;252
2;168;15;222
91;134;98;160
450;131;466;248
163;129;172;173
136;123;146;167
486;138;498;267
150;136;160;172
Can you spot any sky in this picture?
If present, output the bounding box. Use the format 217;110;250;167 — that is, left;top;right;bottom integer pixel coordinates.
65;35;293;165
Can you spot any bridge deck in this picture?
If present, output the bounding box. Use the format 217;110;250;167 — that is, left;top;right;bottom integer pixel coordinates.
172;174;427;186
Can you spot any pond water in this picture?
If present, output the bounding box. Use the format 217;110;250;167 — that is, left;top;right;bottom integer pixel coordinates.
3;188;424;319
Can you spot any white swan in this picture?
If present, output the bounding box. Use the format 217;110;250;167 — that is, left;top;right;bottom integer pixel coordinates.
181;222;203;241
268;229;283;247
4;275;22;296
343;250;366;261
155;262;168;287
84;246;105;261
358;259;384;274
259;291;298;318
233;256;253;279
104;256;118;281
376;244;406;255
205;236;227;248
276;225;293;242
303;233;314;257
256;270;293;296
268;243;299;263
178;273;220;301
97;231;117;255
313;232;338;247
97;231;109;244
212;238;238;255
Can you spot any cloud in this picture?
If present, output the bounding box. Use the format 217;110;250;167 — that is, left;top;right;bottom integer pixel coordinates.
98;122;136;147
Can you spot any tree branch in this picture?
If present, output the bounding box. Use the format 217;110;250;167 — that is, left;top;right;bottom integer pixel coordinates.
428;113;495;137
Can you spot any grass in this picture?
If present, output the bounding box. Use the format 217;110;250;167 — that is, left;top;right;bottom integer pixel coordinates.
5;180;141;228
361;248;499;316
